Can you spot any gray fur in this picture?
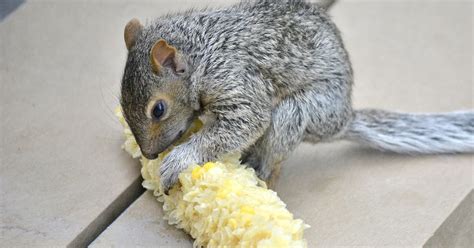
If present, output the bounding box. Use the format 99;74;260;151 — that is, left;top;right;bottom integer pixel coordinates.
343;110;474;154
120;0;473;192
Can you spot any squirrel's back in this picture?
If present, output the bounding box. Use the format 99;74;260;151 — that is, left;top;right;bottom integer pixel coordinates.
136;0;352;98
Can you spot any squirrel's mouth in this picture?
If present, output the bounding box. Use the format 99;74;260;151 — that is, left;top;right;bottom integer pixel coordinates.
169;129;186;148
176;130;184;140
163;117;197;153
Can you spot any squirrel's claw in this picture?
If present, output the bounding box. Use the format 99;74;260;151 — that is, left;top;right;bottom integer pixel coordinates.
159;144;198;195
159;159;181;195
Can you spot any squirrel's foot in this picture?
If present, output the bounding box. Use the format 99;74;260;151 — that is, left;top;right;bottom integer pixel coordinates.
159;144;199;194
264;162;282;190
242;152;282;189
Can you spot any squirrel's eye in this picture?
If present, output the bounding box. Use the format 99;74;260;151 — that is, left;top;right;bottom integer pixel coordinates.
151;101;166;121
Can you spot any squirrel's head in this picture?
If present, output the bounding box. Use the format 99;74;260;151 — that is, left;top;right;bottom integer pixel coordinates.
120;19;195;159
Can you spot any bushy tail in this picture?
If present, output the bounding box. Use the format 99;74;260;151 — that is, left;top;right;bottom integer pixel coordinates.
342;109;474;154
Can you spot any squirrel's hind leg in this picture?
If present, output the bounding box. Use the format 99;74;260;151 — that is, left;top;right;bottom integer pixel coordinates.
242;80;352;187
302;78;353;143
242;95;307;187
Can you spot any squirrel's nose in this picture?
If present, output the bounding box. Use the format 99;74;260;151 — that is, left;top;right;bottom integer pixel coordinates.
142;151;159;160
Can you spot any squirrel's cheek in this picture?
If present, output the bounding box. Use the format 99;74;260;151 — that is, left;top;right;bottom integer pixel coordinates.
149;124;161;139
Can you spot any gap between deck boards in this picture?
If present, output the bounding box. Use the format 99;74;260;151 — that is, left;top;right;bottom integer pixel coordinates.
68;176;145;247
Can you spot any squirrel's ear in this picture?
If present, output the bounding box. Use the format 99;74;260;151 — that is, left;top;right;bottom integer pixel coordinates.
124;18;143;50
150;39;186;74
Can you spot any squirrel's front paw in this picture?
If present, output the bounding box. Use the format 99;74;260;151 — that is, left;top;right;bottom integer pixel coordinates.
159;145;198;194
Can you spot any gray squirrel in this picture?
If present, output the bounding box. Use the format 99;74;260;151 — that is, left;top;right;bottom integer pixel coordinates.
120;0;474;192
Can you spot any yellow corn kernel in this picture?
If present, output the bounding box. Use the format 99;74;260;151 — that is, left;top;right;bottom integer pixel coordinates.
240;206;256;215
188;119;203;133
223;179;234;188
191;166;203;180
216;188;229;199
242;216;252;227
228;218;238;229
203;162;216;171
254;231;271;241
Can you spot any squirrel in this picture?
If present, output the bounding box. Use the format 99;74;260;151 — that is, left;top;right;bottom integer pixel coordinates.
120;0;474;192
